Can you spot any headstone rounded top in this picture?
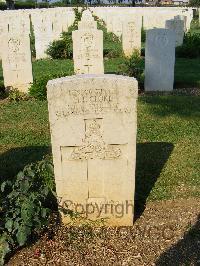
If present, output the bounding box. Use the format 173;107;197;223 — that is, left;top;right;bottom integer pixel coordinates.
81;10;93;21
47;74;138;92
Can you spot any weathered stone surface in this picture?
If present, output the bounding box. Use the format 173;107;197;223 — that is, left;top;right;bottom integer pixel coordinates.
122;16;142;57
111;16;123;38
78;10;97;30
72;10;103;74
145;29;175;92
0;12;5;60
51;9;63;40
1;14;33;92
174;15;187;32
47;74;138;226
165;19;184;47
90;7;193;32
72;28;104;74
31;10;53;60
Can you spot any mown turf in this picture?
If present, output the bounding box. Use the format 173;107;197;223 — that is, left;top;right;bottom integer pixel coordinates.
136;95;200;209
174;58;200;88
0;96;199;208
0;100;50;179
0;56;200;89
32;59;74;80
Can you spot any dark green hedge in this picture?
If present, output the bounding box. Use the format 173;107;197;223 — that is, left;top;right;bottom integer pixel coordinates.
176;32;200;58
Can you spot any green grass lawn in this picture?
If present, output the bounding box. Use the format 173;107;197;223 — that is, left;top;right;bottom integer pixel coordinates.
174;58;200;88
1;96;200;211
0;56;200;90
32;59;74;80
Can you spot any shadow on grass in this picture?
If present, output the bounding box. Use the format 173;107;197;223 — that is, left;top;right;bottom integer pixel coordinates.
0;146;51;180
135;142;174;219
1;143;173;221
156;214;200;265
140;95;200;118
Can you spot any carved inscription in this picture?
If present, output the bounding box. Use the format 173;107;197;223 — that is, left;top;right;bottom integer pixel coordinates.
52;86;134;119
7;38;26;70
55;87;129;117
77;33;100;60
127;22;136;45
70;119;121;160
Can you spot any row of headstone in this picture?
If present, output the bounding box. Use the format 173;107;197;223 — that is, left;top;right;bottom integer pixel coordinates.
91;6;193;34
0;7;192;93
90;7;192;58
0;8;75;92
0;8;75;60
31;8;75;59
72;10;176;92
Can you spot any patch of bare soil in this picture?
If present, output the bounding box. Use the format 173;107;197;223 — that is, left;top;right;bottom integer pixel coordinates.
0;98;9;104
7;198;200;266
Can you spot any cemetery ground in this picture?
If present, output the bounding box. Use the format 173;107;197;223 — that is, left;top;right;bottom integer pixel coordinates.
0;16;200;265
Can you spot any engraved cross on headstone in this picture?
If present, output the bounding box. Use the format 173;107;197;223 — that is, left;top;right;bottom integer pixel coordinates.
83;63;93;74
83;51;93;73
65;118;123;200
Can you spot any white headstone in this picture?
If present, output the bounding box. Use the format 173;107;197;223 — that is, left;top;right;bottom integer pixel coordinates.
72;17;104;74
122;16;142;57
166;19;184;47
51;9;63;40
78;10;97;30
47;74;138;226
31;10;54;60
145;29;175;92
1;13;33;92
174;15;187;32
112;16;123;38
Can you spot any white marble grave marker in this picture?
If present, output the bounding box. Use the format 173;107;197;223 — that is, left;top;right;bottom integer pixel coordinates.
47;74;138;226
1;14;33;92
122;16;142;57
145;29;175;92
72;13;104;74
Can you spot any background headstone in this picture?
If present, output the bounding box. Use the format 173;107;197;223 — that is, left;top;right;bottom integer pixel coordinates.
72;12;104;74
122;16;142;57
31;10;54;60
165;19;184;47
78;10;97;30
1;13;33;92
145;29;175;92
